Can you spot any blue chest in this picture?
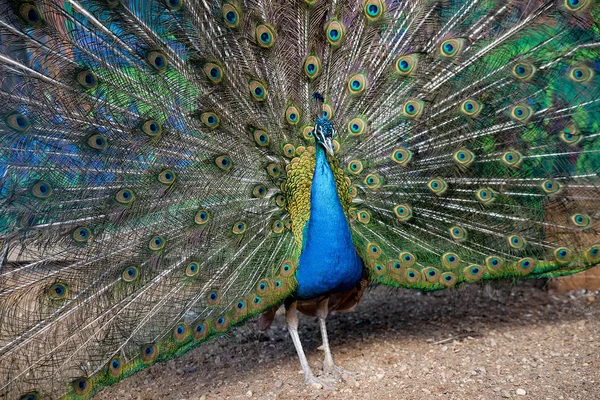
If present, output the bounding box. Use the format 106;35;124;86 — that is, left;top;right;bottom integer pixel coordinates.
294;146;364;300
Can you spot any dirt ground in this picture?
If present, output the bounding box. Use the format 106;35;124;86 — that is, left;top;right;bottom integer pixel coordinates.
97;281;600;400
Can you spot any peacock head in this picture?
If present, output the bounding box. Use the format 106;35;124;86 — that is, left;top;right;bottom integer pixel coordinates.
313;116;335;156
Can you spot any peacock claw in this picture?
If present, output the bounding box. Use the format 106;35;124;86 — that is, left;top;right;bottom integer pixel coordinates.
322;363;353;381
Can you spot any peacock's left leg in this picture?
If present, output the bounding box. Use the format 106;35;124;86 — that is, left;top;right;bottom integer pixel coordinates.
286;301;323;387
316;297;345;379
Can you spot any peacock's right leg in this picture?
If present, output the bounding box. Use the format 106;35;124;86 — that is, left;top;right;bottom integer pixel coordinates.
286;301;333;389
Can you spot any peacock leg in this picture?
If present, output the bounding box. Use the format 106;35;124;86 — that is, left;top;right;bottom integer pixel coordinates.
286;301;334;389
316;297;346;379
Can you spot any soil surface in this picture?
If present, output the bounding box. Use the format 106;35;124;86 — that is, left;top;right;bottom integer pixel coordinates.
97;281;600;400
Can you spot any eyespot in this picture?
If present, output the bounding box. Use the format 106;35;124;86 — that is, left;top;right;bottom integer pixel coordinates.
147;51;168;72
501;150;523;168
73;227;92;243
442;252;460;269
214;316;229;332
149;235;166;251
158;169;176;184
357;210;371;224
140;344;158;363
222;3;240;28
303;54;321;79
186;261;199;277
5;113;31;132
570;213;591;228
347;117;367;136
569;66;593;83
427;178;448;195
235;299;247;315
515;257;535;275
165;0;182;11
347;160;363;175
256;24;276;49
201;112;220;130
140;119;162;137
560;125;583;145
19;4;44;26
232;221;246;234
512;62;536;80
449;226;467;242
207;290;221;305
203;63;223;84
325;20;345;46
364;174;381;189
388;261;403;275
404;268;420;284
285;105;301;125
252;184;267;198
476;187;495;204
322;103;333;119
507;234;526;249
31;181;52;199
256;279;271;294
464;265;484;282
510;104;533;122
272;220;284;233
85;133;108;150
453;148;475;167
215;155;232;171
332;140;340;153
249;80;267;101
122;266;139;282
541;179;561;195
485;256;504;271
363;0;385;21
266;163;281;178
194;209;209;225
394;204;413;221
73;378;92;396
19;392;40;400
115;188;135;204
403;99;424;118
347;73;367;95
108;357;123;377
553;247;572;264
367;242;381;259
395;54;419;75
422;267;439;283
585;244;600;263
460;99;482;117
440;38;464;57
391;148;413;166
77;70;98;89
303;126;314;140
399;252;416;268
275;194;286;207
439;272;457;287
280;259;296;276
173;323;188;342
194;321;209;340
283;144;296;158
348;186;358;199
371;262;385;276
48;283;68;299
564;0;590;11
250;129;269;147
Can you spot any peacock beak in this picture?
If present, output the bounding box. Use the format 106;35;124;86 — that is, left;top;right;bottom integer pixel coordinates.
322;137;335;156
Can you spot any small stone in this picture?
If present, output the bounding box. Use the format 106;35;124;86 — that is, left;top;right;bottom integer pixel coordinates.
501;390;511;398
246;390;253;397
421;388;431;394
310;382;323;390
274;380;283;389
516;388;527;396
376;373;385;380
587;296;596;303
441;345;448;352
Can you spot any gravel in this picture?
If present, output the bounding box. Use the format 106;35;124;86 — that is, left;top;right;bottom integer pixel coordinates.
97;281;599;400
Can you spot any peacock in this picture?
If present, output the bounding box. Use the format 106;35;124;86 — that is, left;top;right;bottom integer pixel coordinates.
1;0;599;398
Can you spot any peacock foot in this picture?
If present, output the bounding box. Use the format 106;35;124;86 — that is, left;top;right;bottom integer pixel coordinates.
321;360;354;381
304;374;337;390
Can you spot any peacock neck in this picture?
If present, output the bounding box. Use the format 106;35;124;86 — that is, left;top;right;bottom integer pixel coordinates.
294;144;364;300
